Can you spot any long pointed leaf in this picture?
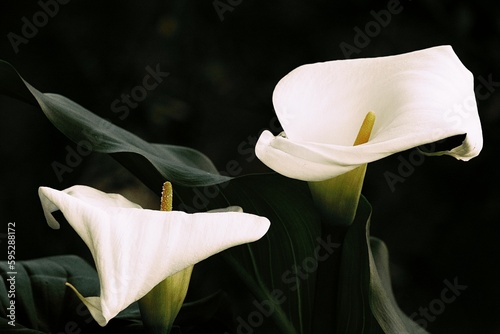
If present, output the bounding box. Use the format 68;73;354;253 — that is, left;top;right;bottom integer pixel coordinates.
337;196;428;333
0;60;230;187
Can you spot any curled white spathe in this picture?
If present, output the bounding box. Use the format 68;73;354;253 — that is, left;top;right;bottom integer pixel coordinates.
38;185;270;326
255;45;483;181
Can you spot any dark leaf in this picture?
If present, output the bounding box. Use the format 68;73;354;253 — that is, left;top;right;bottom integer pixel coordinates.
0;60;231;188
182;173;323;334
337;196;428;333
0;255;144;333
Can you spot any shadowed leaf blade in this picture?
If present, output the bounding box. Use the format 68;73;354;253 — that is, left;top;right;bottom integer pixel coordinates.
0;60;231;188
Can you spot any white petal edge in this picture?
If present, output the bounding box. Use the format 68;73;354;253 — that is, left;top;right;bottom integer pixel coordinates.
38;185;270;326
256;45;483;181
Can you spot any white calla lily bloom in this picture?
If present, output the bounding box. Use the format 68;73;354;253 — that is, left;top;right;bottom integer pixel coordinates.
38;185;270;326
256;45;483;181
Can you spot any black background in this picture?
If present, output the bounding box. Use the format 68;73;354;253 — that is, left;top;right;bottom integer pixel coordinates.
0;1;499;333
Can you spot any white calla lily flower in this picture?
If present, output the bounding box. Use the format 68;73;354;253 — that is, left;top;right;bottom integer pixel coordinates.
38;185;270;326
256;45;483;181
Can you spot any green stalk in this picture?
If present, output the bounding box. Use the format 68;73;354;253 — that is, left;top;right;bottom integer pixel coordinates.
309;112;375;333
138;266;193;333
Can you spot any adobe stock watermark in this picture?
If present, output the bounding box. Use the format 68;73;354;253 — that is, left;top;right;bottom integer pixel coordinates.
7;0;71;54
110;64;170;120
51;64;170;182
5;223;16;327
54;301;95;334
51;120;112;183
384;73;499;192
213;0;243;22
226;235;340;334
409;277;467;332
178;116;282;212
339;0;411;59
384;143;436;193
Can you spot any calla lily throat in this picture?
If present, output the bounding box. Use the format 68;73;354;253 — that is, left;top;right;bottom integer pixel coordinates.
309;112;376;226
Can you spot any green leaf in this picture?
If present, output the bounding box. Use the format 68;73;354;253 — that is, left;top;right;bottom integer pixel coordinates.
182;173;323;334
0;60;230;188
337;196;428;334
0;256;236;333
0;255;144;333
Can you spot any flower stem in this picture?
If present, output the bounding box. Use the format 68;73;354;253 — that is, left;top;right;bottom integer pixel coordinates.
138;181;193;333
